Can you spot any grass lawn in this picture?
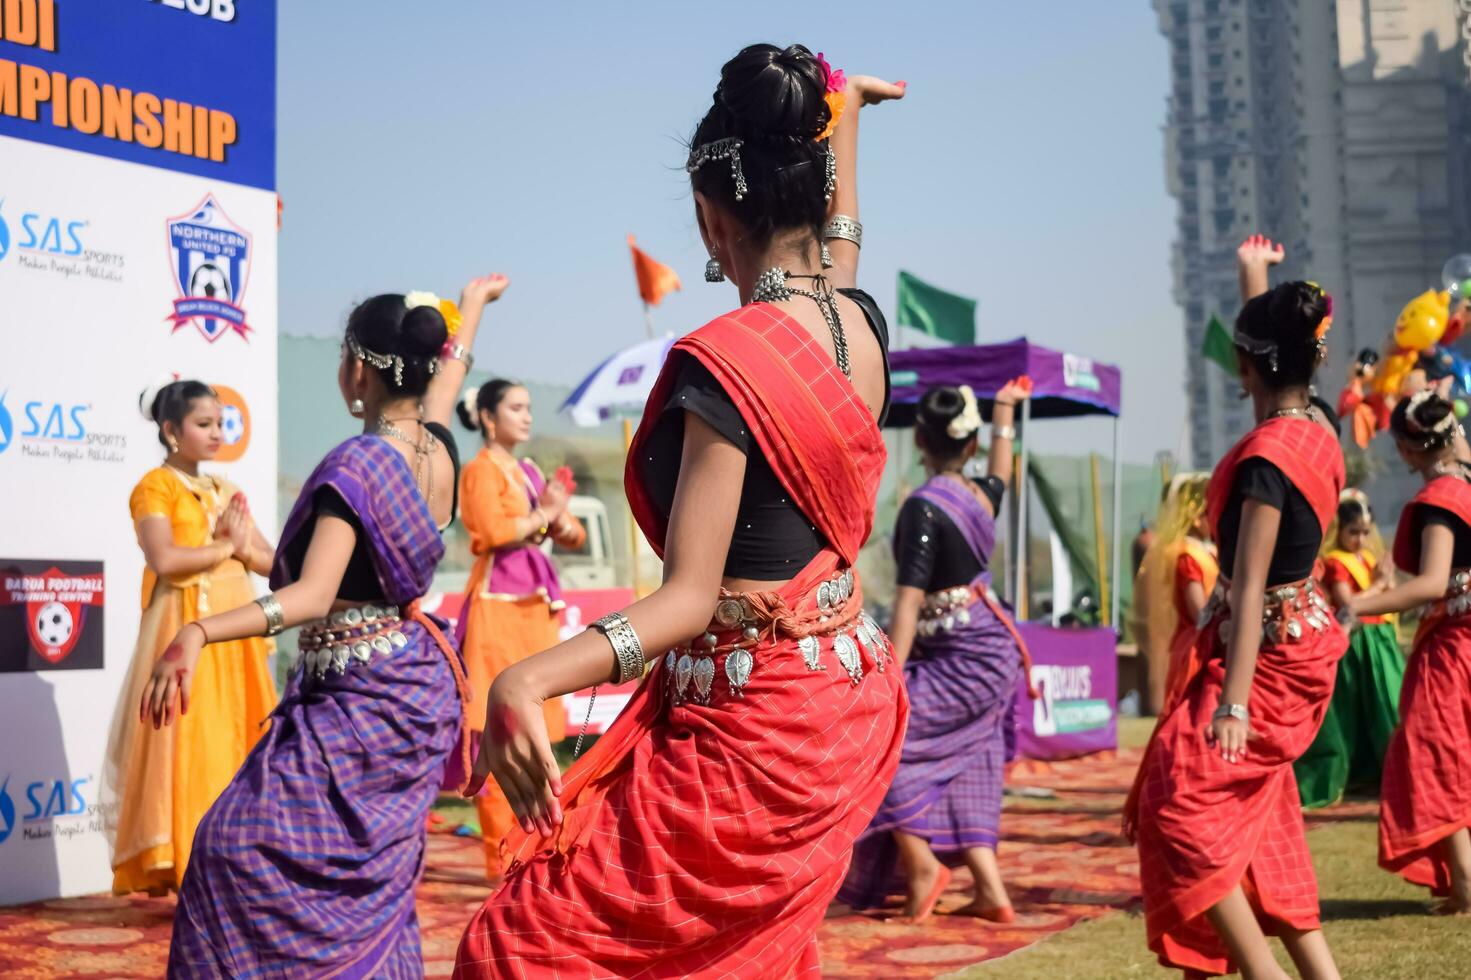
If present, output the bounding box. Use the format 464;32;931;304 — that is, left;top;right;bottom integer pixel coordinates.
955;718;1471;979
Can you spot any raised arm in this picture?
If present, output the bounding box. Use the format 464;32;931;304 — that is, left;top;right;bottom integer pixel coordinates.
987;379;1029;489
1237;234;1284;305
420;273;510;428
823;74;905;291
465;414;745;834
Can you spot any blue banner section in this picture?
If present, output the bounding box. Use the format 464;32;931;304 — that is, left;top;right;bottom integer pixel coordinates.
0;0;276;190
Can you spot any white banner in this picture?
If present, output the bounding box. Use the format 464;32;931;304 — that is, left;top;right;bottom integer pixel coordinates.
0;135;277;903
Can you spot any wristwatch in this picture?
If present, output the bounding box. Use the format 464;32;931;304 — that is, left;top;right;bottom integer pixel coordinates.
1212;702;1249;723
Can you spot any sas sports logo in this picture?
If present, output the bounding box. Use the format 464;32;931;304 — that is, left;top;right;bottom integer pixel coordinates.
0;777;13;845
213;384;251;462
165;194;253;343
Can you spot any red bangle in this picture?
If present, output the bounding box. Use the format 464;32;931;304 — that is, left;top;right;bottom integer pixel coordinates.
190;620;210;645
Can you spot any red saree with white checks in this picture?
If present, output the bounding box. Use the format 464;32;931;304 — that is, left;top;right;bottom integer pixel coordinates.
454;304;908;979
1379;475;1471;895
1130;417;1346;976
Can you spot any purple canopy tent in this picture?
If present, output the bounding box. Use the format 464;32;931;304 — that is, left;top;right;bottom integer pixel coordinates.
887;338;1125;628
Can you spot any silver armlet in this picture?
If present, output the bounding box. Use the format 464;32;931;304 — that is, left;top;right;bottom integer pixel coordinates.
822;215;862;248
993;424;1017;441
444;343;475;371
256;594;286;637
592;612;646;684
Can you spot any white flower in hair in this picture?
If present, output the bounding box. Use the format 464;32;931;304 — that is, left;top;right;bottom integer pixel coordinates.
947;385;983;440
138;373;180;423
404;290;440;311
461;387;481;429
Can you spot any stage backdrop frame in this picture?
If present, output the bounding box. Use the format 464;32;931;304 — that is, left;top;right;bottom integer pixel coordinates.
0;0;277;904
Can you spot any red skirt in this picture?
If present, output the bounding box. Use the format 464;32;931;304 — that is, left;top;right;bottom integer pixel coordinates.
454;576;908;979
1134;607;1345;976
1379;616;1471;894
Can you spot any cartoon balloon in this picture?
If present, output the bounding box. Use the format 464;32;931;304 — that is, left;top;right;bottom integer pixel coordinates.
1374;349;1418;397
1393;289;1451;352
1443;254;1471;302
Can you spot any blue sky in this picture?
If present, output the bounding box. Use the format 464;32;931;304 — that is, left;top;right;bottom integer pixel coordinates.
278;1;1185;463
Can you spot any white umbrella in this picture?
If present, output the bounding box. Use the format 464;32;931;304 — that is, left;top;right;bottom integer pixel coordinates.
560;333;677;428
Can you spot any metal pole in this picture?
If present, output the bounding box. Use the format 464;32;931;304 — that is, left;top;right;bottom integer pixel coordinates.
1090;452;1109;623
1110;416;1124;631
642;303;655;340
1015;397;1032;619
623;419;640;595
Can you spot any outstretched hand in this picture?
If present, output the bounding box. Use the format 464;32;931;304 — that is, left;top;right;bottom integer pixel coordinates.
141;623;205;729
1237;234;1285;270
845;75;907;108
464;671;564;837
459;273;511;321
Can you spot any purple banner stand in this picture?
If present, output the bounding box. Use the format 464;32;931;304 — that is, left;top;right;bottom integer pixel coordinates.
1013;624;1118;760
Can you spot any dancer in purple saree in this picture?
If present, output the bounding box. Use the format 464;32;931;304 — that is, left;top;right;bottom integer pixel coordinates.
138;277;509;977
840;381;1034;923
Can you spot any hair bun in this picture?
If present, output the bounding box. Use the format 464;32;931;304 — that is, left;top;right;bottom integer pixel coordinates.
399;304;448;358
1267;281;1328;345
717;43;827;141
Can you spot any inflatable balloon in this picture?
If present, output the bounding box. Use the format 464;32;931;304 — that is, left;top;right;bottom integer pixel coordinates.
1374;349;1418;397
1443;254;1471;302
1457;400;1469;420
1393;289;1451;352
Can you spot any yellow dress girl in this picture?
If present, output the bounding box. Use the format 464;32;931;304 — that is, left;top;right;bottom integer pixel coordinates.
104;380;277;894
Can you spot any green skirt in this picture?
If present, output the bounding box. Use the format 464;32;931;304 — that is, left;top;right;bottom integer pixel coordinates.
1293;621;1405;809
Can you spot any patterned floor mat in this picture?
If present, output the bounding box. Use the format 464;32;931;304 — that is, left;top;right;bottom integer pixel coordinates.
0;749;1373;978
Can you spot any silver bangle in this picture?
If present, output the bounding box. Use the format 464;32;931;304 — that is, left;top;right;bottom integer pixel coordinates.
993;424;1017;441
1213;702;1249;723
822;215;862;248
592;613;645;684
256;594;286;637
444;343;474;371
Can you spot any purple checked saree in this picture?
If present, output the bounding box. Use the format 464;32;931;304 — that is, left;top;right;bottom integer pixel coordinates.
169;436;467;979
839;476;1028;909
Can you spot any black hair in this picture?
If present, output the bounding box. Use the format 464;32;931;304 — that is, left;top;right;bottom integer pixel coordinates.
1337;494;1372;527
145;380;216;449
689;43;833;251
1234;281;1329;388
345;294;448;396
1391;391;1459;452
1355;348;1379;369
457;378;523;432
915;386;977;460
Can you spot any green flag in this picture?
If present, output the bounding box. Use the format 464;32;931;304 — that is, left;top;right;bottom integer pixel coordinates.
1202;314;1238;377
896;270;976;345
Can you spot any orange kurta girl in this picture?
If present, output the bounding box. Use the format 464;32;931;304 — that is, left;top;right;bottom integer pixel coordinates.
104;380;276;894
456;380;583;879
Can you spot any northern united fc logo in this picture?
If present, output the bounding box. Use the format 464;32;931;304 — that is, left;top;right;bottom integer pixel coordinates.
165;194;253;343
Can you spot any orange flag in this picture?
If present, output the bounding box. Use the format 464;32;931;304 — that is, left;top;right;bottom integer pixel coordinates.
628;235;681;307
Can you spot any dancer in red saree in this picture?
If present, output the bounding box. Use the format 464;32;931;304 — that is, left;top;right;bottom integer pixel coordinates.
1127;274;1346;979
455;47;908;978
1346;390;1471;912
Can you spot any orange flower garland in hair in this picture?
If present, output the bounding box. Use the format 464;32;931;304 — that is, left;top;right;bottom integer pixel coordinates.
439;297;463;338
1306;280;1334;341
816;52;846;141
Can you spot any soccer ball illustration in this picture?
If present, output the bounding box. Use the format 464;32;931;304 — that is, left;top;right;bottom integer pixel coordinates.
189;262;232;302
35;602;73;649
221;404;245;445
